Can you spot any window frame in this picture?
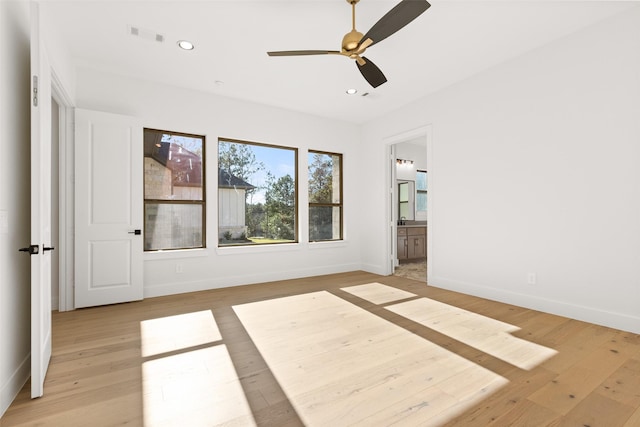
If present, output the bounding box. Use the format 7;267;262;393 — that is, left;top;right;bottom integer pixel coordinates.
308;149;343;242
217;137;299;247
143;128;206;252
416;169;427;213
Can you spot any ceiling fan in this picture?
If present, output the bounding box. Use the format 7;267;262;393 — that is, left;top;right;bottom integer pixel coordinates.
267;0;431;88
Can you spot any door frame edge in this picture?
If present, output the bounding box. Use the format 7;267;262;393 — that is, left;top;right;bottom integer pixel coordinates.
51;70;74;312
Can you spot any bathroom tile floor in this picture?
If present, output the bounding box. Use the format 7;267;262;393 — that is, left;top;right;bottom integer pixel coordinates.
394;260;427;282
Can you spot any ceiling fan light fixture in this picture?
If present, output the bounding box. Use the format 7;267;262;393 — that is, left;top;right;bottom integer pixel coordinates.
177;40;195;51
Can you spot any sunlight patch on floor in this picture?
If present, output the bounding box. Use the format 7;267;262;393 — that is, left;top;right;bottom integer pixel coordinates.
386;297;558;370
140;310;222;357
141;311;255;426
341;282;417;304
142;345;255;427
233;291;507;426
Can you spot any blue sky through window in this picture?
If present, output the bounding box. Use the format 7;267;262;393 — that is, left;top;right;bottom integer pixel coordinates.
219;141;295;205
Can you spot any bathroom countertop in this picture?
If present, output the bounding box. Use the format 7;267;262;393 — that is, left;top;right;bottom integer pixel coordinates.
397;222;427;228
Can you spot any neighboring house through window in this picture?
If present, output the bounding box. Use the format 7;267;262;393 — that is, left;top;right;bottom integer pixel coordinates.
144;128;205;251
218;168;255;242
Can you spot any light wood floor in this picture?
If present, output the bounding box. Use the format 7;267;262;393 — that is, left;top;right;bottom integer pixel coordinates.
2;271;640;426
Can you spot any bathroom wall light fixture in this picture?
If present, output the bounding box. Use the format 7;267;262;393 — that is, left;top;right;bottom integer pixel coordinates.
396;159;414;165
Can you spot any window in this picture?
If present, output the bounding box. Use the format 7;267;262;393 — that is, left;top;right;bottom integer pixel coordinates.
308;151;342;242
144;129;205;251
218;139;297;246
417;170;428;212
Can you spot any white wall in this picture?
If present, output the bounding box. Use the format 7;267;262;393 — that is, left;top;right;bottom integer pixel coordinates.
395;142;427;181
74;68;363;297
39;3;75;103
0;0;32;416
361;7;640;333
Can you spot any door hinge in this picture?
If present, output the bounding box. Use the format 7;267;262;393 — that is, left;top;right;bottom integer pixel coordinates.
32;75;38;107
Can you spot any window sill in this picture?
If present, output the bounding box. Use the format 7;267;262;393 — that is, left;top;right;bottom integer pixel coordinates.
143;248;209;260
216;242;301;255
308;240;347;249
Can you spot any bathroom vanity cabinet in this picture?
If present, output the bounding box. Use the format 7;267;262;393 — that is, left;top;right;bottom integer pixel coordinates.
397;226;426;261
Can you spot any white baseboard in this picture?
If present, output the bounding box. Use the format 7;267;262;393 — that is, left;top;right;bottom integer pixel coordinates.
430;276;640;334
361;262;389;276
144;263;362;299
1;353;30;418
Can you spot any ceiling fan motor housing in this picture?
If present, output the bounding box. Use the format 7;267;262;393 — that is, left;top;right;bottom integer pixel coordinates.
342;30;364;53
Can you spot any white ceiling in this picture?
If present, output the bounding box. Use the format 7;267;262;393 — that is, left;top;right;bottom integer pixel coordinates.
40;0;637;124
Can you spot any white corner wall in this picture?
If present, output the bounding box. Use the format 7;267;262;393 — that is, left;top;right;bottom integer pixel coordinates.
74;68;363;297
361;7;640;333
0;0;33;417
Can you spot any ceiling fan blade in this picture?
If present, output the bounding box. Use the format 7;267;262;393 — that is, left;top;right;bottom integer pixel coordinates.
360;0;431;48
267;50;340;57
356;56;387;88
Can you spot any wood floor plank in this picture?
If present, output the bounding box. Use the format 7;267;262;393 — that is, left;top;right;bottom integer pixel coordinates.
340;282;417;304
596;358;640;407
441;366;558;426
624;406;640;427
387;298;557;371
528;345;629;415
234;290;510;426
487;399;559;427
2;393;143;427
2;271;639;427
561;392;635;427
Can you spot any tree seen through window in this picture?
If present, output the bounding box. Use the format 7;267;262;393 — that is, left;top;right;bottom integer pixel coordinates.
218;139;297;246
308;151;342;242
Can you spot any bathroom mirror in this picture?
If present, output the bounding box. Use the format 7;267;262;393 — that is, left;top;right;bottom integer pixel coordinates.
397;180;415;221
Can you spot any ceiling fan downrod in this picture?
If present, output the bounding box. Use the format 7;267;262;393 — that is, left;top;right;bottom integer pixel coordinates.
343;0;363;54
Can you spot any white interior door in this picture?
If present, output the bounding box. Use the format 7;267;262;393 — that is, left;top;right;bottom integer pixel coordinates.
74;109;143;308
29;2;53;399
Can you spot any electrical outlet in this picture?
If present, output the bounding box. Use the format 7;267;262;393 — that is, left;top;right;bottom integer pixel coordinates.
527;272;536;285
175;263;184;274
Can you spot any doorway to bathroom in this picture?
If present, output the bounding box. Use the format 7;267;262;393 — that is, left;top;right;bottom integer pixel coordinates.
386;126;432;283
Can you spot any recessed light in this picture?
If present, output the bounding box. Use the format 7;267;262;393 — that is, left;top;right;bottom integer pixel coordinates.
177;40;194;50
346;88;358;95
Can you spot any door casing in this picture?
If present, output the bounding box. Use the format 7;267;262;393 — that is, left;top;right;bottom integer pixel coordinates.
384;126;433;281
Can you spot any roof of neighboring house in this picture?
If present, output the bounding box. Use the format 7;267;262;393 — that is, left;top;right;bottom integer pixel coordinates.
218;168;255;190
145;137;203;187
144;130;255;190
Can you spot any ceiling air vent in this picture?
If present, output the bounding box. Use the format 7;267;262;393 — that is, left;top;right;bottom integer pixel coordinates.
128;25;164;43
